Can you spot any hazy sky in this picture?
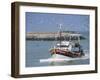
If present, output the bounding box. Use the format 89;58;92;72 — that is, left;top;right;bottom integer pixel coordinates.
26;12;89;32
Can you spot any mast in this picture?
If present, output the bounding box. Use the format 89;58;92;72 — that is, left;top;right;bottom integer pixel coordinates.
59;24;62;47
78;34;80;44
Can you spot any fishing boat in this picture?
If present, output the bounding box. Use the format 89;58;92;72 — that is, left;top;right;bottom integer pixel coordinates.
49;24;85;58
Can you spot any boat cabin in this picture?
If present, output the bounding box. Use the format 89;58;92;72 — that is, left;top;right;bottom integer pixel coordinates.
55;41;72;51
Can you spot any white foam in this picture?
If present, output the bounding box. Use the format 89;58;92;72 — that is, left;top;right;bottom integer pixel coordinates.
40;54;89;63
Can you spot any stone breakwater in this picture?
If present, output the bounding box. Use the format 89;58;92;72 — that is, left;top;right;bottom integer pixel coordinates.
26;32;85;41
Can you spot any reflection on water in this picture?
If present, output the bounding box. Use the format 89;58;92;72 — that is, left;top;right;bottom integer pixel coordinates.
26;32;89;67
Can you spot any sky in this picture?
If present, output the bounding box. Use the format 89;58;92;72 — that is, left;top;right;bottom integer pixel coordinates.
26;12;89;33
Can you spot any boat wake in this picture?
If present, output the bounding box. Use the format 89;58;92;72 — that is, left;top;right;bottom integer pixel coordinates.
40;53;89;63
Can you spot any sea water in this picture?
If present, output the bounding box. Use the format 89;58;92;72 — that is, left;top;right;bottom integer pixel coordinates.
26;32;89;67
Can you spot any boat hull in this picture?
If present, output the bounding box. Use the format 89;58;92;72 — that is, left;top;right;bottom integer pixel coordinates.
50;49;84;58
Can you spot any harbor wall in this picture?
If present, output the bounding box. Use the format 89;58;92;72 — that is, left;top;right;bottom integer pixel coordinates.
26;32;85;41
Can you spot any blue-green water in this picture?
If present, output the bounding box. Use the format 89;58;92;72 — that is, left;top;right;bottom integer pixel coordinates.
26;32;89;67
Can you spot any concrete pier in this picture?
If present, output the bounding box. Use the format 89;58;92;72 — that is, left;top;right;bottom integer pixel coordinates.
26;31;85;41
